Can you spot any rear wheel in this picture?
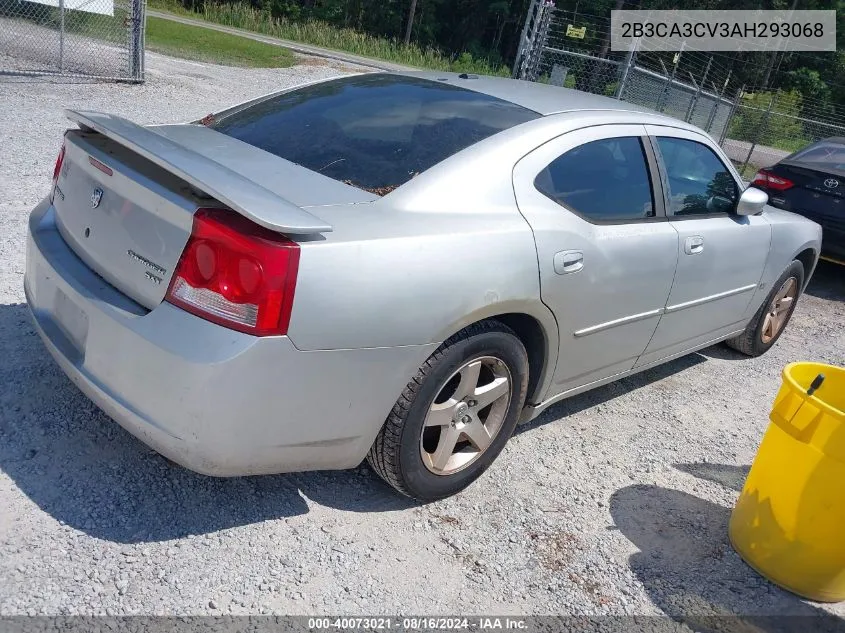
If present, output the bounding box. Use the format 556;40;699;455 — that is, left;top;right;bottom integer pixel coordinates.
367;321;529;501
726;260;804;357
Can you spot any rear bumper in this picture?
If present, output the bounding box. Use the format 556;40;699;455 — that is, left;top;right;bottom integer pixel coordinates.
24;199;436;476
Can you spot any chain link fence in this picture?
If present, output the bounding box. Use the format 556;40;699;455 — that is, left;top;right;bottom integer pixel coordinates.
0;0;145;81
723;90;845;178
513;0;843;178
514;2;737;142
617;65;735;142
516;3;627;94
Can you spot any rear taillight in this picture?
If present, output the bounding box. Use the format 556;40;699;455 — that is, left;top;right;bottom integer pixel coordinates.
165;209;300;336
50;143;66;203
752;169;794;191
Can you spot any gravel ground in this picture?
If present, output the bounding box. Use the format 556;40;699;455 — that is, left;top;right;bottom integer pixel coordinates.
1;51;845;627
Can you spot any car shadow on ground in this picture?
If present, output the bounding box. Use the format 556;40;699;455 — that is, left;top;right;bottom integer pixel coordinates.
517;352;708;433
0;303;419;545
609;477;845;632
695;344;749;362
804;260;844;302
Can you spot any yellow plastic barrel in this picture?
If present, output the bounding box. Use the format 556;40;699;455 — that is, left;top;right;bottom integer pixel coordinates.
729;362;845;602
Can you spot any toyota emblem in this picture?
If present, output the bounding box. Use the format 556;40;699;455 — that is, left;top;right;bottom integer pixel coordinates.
91;187;104;208
824;178;839;189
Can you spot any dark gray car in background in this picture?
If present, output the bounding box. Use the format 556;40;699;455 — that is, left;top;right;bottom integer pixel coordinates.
752;137;845;265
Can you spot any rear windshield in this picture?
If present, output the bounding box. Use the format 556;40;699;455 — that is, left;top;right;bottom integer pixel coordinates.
790;142;845;170
209;74;540;194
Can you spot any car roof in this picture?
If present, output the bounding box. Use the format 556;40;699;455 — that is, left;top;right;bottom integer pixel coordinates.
393;70;669;119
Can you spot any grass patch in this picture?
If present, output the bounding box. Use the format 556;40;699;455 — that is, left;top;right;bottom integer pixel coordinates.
148;0;509;76
736;162;761;180
145;15;294;67
769;137;811;154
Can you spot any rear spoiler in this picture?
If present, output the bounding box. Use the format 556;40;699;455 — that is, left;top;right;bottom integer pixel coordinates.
65;110;332;235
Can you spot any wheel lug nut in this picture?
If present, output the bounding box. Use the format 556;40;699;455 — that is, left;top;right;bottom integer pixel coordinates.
462;416;471;423
468;400;477;407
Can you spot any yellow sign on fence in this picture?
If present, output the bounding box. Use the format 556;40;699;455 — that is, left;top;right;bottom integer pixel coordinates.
566;24;586;39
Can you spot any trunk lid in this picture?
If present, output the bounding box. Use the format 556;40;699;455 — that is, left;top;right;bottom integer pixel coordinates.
53;131;199;310
52;111;365;310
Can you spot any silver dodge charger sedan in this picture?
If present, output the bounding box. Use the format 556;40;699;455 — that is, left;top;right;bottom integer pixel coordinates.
25;71;822;500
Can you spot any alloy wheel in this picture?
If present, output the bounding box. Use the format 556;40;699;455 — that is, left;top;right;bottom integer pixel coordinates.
419;356;512;475
761;277;798;344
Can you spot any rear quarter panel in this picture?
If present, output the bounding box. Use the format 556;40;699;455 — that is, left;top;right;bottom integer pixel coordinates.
284;116;567;405
284;115;589;356
288;207;551;350
286;205;558;404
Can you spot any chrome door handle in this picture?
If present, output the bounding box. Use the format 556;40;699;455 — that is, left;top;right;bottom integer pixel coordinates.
684;236;704;255
554;250;584;274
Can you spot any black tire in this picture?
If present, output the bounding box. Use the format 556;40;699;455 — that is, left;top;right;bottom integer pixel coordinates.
725;260;805;357
367;320;529;501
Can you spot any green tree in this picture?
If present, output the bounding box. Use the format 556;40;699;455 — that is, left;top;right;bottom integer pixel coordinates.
729;90;808;152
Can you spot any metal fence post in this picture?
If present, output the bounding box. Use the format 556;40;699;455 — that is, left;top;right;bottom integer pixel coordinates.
720;84;744;145
741;91;778;174
525;0;553;82
512;0;539;78
657;41;684;113
139;0;146;80
705;69;731;134
128;0;145;80
615;40;638;100
58;0;65;72
684;55;711;123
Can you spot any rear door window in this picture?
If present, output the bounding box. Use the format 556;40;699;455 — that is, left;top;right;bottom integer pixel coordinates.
534;136;655;222
209;74;540;194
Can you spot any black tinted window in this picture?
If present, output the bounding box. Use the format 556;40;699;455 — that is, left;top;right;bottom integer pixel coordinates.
656;137;738;216
791;142;845;169
209;74;539;194
534;137;655;222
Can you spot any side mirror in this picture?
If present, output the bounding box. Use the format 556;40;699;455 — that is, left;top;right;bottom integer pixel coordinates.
736;186;769;216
